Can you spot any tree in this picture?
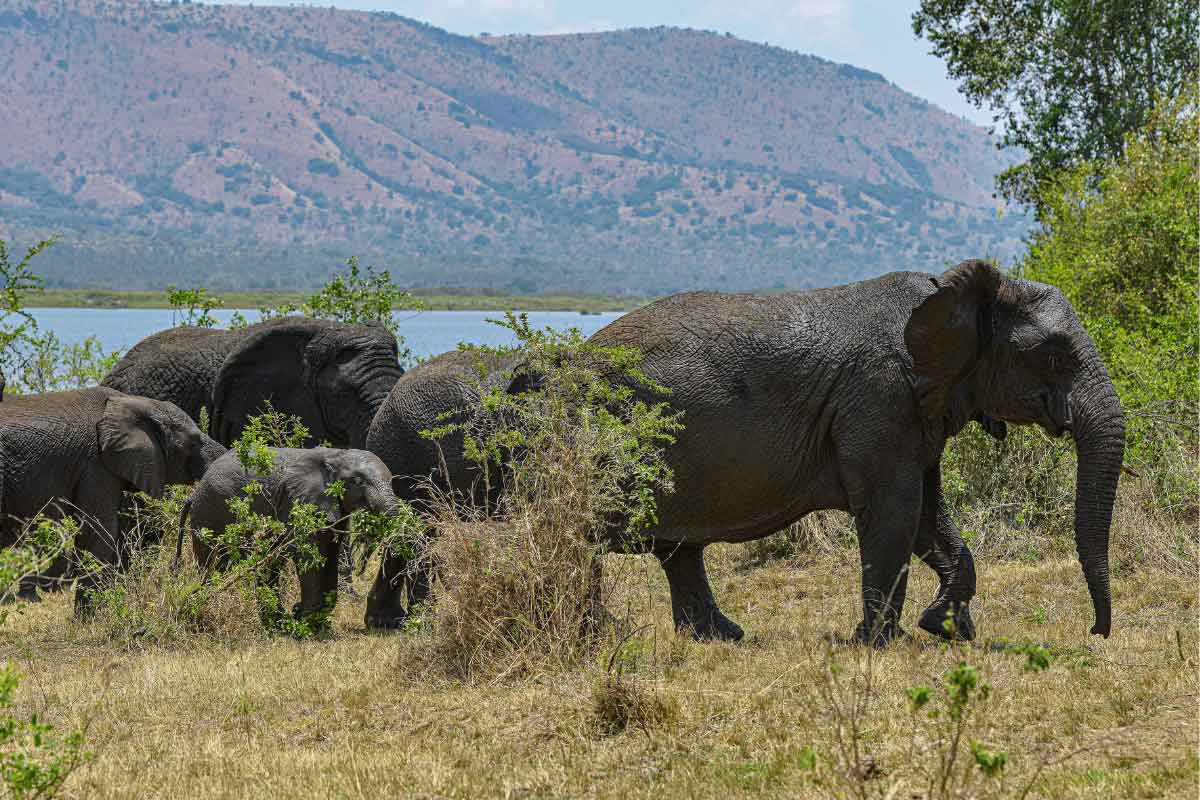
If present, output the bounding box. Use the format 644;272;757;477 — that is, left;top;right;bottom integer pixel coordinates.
913;0;1198;208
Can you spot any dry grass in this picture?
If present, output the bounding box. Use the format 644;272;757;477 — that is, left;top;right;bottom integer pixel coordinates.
2;509;1196;799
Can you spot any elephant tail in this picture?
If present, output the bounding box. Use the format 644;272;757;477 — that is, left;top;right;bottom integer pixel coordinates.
172;497;193;572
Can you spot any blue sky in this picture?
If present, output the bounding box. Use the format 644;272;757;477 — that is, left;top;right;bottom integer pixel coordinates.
219;0;989;126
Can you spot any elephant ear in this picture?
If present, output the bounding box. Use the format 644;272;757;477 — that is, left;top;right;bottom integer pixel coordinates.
98;394;167;498
210;323;322;445
904;259;1003;424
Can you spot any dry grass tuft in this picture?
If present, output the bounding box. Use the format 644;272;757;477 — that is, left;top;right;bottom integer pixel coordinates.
418;504;615;681
590;671;678;736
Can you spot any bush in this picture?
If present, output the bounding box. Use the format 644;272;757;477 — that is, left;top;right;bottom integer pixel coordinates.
258;257;424;362
938;85;1198;571
0;517;93;796
420;313;682;680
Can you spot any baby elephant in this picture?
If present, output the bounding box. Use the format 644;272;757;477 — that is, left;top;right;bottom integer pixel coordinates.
178;448;399;628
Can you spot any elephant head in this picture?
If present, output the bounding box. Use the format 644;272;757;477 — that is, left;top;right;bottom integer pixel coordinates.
210;318;403;448
98;393;226;497
321;450;399;518
905;259;1125;638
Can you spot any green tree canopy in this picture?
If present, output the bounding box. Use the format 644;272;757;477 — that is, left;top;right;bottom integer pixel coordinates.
913;0;1198;208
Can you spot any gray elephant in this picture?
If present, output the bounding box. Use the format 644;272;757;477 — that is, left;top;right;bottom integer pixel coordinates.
177;447;399;627
102;317;404;449
0;387;225;611
362;349;519;628
366;261;1124;645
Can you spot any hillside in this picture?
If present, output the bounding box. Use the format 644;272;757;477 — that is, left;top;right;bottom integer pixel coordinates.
0;1;1028;294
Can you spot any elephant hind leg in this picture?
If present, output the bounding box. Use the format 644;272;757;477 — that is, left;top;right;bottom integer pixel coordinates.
914;466;977;641
654;543;743;642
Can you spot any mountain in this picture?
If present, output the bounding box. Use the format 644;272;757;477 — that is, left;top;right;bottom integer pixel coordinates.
0;0;1029;295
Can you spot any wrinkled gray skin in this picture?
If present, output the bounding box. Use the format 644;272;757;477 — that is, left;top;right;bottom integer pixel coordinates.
366;261;1124;645
102;317;404;448
180;447;398;624
0;387;225;612
362;350;517;628
590;260;1124;644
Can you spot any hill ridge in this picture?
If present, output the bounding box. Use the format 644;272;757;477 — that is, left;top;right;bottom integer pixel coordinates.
0;0;1028;294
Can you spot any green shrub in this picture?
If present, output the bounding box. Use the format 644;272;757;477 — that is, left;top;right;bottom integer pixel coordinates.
0;517;92;797
941;85;1197;566
421;313;682;679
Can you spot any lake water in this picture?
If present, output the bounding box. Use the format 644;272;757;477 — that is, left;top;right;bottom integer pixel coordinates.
26;308;625;361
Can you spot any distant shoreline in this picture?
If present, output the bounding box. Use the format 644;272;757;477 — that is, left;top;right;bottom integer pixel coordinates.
27;290;642;314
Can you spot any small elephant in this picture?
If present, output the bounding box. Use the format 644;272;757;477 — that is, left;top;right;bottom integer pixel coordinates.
0;387;225;610
177;447;400;627
102;317;404;449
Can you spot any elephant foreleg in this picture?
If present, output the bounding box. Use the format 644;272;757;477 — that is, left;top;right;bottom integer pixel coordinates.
654;543;743;642
294;529;340;632
850;467;923;646
913;466;977;641
364;548;409;630
71;504;124;618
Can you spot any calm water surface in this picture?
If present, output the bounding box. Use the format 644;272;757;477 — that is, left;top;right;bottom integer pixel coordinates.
26;308;625;360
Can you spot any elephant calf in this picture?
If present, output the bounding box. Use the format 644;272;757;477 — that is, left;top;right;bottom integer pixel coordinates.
0;387;226;611
177;447;399;627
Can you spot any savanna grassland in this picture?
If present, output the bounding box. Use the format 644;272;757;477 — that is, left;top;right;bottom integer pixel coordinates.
0;19;1195;800
1;499;1195;799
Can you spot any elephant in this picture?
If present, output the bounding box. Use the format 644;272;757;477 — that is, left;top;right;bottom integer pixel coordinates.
581;259;1124;644
177;447;399;627
366;260;1125;645
362;349;518;628
102;317;404;449
0;387;226;611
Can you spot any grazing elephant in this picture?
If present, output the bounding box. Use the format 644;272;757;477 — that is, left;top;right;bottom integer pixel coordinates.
0;387;225;610
102;317;404;448
362;349;517;628
178;447;399;626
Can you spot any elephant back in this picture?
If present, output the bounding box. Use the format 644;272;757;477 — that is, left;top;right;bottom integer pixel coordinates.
367;349;516;505
0;388;112;519
103;327;238;423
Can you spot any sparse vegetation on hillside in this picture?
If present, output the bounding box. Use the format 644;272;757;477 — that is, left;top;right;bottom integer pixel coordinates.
0;0;1029;294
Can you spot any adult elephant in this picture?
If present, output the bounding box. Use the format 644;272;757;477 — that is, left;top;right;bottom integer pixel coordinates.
0;387;225;611
363;349;517;628
102;317;404;448
588;259;1123;644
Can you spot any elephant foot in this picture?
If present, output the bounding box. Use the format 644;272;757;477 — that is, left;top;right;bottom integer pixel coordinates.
852;620;911;648
918;599;976;641
677;606;745;642
656;544;744;643
8;579;42;603
365;612;407;632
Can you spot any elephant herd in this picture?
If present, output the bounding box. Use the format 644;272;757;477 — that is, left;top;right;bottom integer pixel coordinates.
0;260;1125;644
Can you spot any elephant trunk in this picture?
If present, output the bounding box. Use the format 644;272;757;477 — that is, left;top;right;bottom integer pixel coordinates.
367;483;400;517
1068;347;1125;638
349;365;401;449
195;434;227;480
